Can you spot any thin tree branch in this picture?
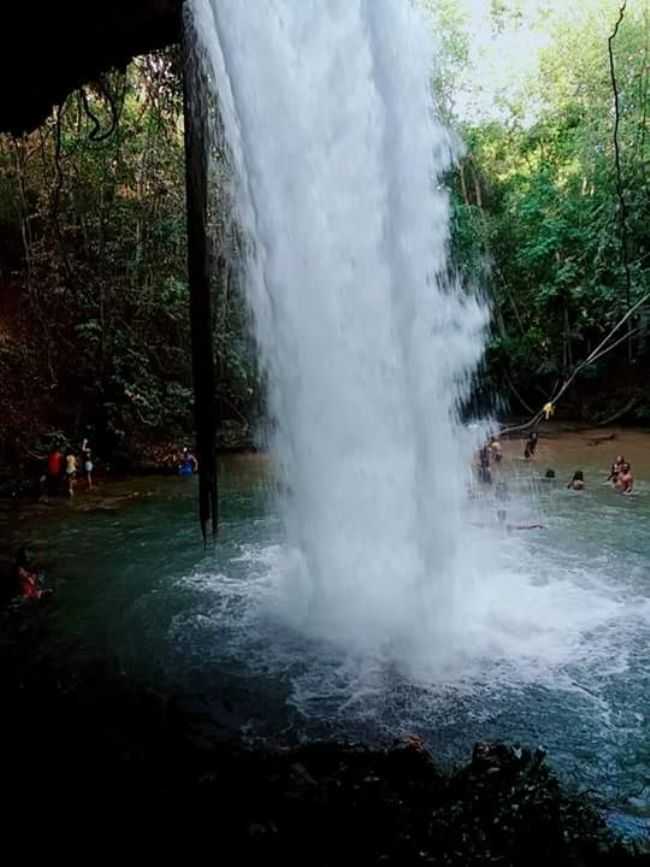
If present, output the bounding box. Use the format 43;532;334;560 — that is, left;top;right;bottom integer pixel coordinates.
594;394;638;426
587;325;641;365
608;1;633;360
498;292;650;437
503;369;536;415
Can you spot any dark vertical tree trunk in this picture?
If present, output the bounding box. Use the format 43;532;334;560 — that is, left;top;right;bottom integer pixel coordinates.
182;8;219;541
458;162;469;206
470;158;482;210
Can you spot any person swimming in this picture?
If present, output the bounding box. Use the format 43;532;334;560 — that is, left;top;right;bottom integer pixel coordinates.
567;470;585;491
542;468;556;481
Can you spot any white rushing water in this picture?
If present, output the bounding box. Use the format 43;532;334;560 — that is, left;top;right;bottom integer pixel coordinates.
189;0;490;662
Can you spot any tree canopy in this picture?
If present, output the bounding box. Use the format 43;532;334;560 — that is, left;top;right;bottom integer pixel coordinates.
0;51;257;467
442;0;650;421
0;0;648;471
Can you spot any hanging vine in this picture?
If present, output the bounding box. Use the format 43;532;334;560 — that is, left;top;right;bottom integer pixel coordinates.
607;1;633;361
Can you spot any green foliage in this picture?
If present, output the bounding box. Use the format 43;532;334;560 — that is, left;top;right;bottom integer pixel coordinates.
443;0;650;418
3;1;650;463
0;51;259;461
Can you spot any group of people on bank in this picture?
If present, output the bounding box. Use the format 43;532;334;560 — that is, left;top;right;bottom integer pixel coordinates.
45;441;197;492
45;438;93;498
9;441;198;607
8;437;96;603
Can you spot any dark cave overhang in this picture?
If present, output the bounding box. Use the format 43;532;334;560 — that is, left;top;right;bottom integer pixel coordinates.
0;0;184;135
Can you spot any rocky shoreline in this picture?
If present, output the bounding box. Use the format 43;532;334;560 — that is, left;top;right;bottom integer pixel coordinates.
1;606;648;863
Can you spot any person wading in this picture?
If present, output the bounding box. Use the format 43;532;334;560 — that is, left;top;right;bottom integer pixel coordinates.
524;431;538;460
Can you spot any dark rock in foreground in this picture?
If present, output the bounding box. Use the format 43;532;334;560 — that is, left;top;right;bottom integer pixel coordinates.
1;608;648;863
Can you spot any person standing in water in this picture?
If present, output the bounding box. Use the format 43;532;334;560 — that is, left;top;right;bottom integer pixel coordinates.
46;445;64;497
489;436;503;465
178;447;198;476
65;450;78;497
476;443;492;484
81;438;94;490
524;431;538;460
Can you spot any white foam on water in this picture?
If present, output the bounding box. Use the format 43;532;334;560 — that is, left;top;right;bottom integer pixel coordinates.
169;530;646;710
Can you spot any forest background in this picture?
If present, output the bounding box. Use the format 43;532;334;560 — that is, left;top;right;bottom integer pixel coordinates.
0;0;647;467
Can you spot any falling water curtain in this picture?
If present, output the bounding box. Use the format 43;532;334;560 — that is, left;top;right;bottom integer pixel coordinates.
182;4;219;541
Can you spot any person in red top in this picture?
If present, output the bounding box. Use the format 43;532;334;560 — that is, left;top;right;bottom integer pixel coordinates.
14;547;50;601
19;568;41;600
47;447;64;496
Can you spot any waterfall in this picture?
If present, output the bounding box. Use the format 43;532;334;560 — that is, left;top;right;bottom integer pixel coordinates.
189;0;488;659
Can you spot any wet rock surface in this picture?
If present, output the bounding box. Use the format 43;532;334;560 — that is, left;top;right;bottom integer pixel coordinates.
1;608;648;862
